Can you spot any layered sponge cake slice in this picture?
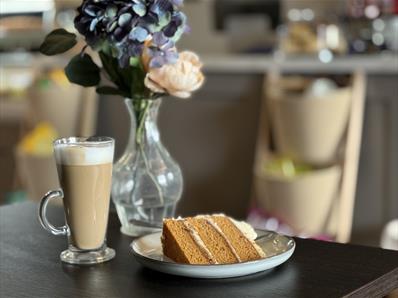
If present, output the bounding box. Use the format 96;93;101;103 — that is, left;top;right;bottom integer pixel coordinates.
161;214;266;265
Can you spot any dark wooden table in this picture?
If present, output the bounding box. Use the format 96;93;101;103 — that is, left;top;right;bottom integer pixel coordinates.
1;202;397;298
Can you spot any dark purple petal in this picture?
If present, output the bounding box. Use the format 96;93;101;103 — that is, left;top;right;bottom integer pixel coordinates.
128;42;144;56
184;24;191;34
153;0;173;13
163;23;178;37
162;12;183;36
114;27;128;41
164;50;178;64
161;39;174;50
149;55;167;68
153;32;168;46
119;5;132;15
171;0;183;6
147;47;158;57
143;11;158;24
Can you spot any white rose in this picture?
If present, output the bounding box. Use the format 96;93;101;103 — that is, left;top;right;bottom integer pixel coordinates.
144;51;204;98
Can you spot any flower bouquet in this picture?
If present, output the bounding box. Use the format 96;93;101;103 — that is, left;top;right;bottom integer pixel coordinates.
40;0;204;113
40;0;204;236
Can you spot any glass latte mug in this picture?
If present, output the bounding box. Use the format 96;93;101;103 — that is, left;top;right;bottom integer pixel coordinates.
39;137;115;264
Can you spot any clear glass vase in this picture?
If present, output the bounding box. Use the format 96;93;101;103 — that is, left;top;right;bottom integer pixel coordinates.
112;98;183;236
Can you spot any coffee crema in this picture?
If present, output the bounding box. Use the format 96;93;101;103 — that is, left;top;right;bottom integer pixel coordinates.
54;144;114;250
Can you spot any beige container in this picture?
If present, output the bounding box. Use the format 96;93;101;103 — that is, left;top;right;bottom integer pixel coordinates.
255;165;341;235
30;84;81;137
15;148;60;202
270;88;351;165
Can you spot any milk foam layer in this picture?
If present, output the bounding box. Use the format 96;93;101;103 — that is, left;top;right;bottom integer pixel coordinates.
54;144;114;165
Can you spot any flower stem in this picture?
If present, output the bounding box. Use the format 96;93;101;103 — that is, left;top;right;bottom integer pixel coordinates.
132;99;164;205
135;99;150;146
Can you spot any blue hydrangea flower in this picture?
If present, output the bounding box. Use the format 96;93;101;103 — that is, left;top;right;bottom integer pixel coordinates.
74;0;188;68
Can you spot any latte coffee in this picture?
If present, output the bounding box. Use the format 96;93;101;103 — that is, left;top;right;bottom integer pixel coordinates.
54;143;114;250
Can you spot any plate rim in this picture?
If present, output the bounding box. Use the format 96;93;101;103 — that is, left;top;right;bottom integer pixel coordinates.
130;229;296;269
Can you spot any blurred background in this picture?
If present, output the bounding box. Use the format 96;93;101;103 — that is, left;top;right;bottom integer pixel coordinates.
0;0;397;248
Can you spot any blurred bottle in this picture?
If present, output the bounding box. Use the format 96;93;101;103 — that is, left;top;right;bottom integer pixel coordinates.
277;6;348;61
345;0;397;53
278;8;318;55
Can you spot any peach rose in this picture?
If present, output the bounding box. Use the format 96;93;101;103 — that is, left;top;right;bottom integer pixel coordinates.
144;51;204;98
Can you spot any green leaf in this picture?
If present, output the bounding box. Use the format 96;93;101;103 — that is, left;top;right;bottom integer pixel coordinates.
64;54;100;87
98;51;136;97
96;86;126;96
99;51;122;86
129;57;140;67
39;29;77;56
97;51;151;99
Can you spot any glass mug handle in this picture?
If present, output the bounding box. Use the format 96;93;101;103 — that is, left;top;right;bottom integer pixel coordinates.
38;190;68;236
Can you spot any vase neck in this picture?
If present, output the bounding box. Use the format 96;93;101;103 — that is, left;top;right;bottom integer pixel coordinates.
124;98;161;147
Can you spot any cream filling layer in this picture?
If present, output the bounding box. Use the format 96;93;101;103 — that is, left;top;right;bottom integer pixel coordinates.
181;219;217;264
211;214;266;258
176;215;265;263
230;218;266;258
204;216;242;262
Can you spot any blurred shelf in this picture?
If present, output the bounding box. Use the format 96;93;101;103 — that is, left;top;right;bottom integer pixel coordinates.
1;52;396;74
0;52;68;68
203;53;398;74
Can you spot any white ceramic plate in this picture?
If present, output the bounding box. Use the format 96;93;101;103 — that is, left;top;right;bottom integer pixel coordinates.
130;229;295;279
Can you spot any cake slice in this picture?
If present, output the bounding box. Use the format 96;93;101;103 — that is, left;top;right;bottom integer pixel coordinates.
161;214;266;265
